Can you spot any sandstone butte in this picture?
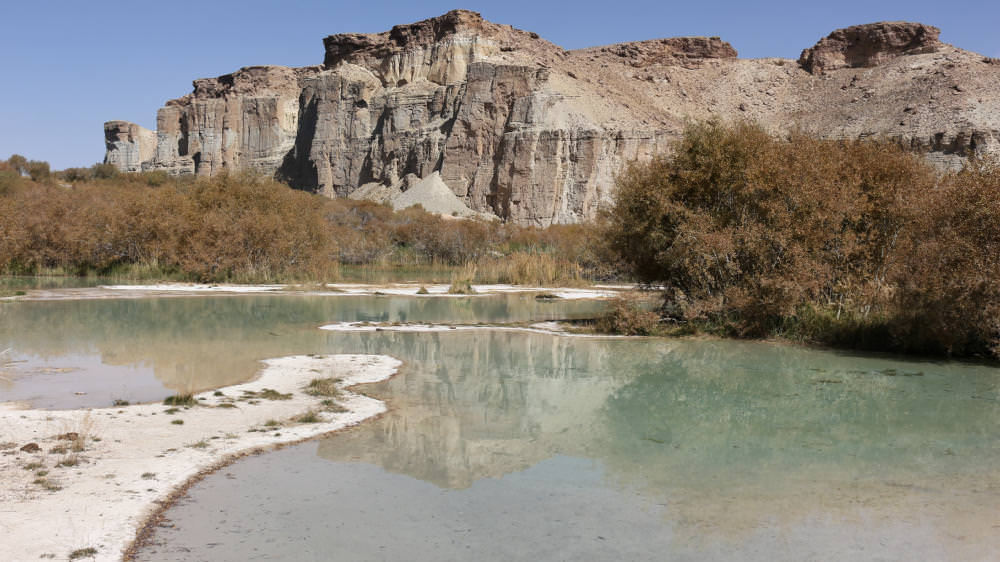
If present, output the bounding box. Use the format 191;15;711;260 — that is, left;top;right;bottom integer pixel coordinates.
104;10;1000;226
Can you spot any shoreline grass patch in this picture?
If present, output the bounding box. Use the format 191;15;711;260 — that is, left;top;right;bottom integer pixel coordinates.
304;378;341;398
163;394;197;407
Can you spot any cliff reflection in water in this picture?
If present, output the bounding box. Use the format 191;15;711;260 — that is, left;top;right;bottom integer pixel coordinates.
0;294;603;405
316;331;1000;538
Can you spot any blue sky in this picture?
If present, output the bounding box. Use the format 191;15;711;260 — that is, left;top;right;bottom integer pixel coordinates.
2;0;997;169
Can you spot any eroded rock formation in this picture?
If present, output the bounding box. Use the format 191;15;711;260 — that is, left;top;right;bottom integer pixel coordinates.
104;11;1000;225
103;121;156;173
799;22;941;74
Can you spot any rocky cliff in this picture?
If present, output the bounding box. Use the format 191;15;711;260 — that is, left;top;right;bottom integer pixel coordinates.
104;11;1000;225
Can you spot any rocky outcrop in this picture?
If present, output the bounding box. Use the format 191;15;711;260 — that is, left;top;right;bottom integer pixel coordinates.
574;36;737;68
103;121;156;173
104;11;1000;225
146;65;322;177
799;22;942;74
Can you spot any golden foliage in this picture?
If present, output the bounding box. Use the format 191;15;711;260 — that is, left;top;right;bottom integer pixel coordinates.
0;160;619;284
608;121;1000;357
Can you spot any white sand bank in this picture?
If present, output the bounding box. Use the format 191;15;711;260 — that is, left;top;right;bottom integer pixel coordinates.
319;321;628;338
0;354;400;561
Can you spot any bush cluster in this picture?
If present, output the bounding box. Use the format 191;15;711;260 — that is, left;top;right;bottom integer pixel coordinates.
608;121;1000;358
0;156;621;283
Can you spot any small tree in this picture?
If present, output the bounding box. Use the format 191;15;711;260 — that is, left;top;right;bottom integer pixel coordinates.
7;154;27;176
91;162;119;179
61;168;91;183
26;160;50;182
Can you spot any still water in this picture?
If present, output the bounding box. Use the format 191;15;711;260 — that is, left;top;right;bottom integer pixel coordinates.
0;294;602;408
2;294;998;560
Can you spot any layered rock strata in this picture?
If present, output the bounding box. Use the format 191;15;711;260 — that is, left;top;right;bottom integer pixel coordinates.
105;11;1000;225
799;22;942;74
103;121;156;173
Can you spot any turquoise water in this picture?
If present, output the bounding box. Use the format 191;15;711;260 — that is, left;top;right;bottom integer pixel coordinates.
0;294;603;408
2;293;998;560
143;328;997;560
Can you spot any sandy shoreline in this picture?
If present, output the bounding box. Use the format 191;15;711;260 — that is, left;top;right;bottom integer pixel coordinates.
0;354;401;562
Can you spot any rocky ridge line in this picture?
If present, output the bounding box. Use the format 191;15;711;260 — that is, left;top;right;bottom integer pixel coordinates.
104;11;1000;226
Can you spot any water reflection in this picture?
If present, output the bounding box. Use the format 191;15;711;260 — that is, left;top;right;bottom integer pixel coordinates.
5;294;999;559
139;330;1000;560
311;333;1000;549
0;295;603;407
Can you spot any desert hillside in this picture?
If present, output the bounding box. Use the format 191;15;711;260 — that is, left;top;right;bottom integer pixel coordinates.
104;10;1000;225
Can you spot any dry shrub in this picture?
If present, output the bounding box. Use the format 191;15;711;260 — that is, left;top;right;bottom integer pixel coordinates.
0;171;335;281
595;296;660;335
609;121;1000;358
0;156;618;284
610;121;934;336
889;159;1000;356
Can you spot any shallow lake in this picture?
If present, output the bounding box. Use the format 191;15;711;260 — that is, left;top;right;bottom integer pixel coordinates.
0;293;603;408
3;293;999;560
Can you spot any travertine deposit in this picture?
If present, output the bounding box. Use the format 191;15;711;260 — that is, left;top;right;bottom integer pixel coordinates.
104;10;1000;225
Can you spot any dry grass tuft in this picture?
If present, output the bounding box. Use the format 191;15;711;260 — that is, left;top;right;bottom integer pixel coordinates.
304;378;341;398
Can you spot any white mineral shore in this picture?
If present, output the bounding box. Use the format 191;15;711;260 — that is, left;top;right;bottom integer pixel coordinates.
19;283;622;301
318;321;628;338
0;354;400;562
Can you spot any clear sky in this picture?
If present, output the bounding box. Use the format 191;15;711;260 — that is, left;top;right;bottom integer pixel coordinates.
2;0;997;169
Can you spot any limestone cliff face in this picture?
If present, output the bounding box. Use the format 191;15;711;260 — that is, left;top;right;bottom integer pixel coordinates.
103;121;156;173
104;12;1000;225
146;65;321;177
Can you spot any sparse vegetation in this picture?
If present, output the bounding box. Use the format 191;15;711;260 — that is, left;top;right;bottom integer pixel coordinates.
55;455;79;468
304;378;341;398
447;265;477;294
163;394;197;406
34;477;62;492
68;547;97;560
170;419;184;425
608;120;1000;358
320;399;347;413
258;388;292;401
295;410;321;423
594;296;661;336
